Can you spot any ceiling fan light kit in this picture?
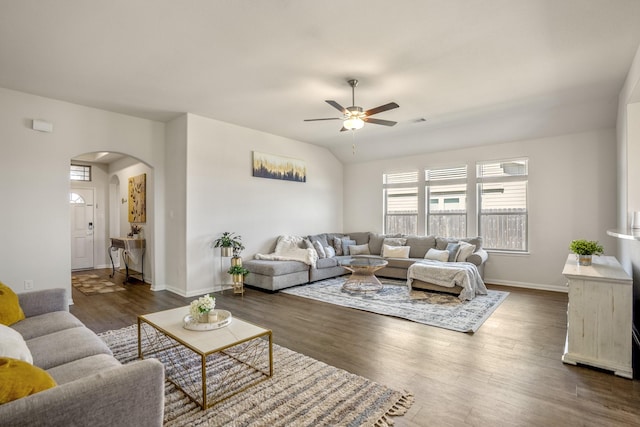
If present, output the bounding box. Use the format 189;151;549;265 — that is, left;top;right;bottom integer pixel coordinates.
305;79;399;132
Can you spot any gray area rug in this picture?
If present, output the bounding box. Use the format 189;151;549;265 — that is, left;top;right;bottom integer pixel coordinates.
99;325;413;426
281;277;509;333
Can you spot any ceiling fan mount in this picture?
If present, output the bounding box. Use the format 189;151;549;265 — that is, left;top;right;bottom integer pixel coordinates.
304;79;399;131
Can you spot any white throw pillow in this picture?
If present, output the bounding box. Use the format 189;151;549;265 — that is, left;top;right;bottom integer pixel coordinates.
456;241;476;262
0;324;33;364
324;246;336;258
424;248;449;262
349;244;371;255
382;244;410;258
313;241;326;259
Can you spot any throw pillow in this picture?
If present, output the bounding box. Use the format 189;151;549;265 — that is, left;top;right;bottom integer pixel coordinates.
0;282;25;326
331;236;344;256
445;243;461;262
349;244;371;256
0;324;33;364
424;248;450;262
382;237;407;247
324;246;336;258
382;244;411;258
0;357;57;404
341;238;356;255
456;241;476;262
313;241;326;259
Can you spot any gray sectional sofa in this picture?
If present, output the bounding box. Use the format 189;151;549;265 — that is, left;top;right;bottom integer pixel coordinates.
1;289;165;427
243;232;488;292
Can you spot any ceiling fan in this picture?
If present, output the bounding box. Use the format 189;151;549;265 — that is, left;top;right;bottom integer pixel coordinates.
304;79;399;131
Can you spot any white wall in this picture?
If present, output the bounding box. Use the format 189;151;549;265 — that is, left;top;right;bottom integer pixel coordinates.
344;129;618;291
0;88;165;299
177;113;344;297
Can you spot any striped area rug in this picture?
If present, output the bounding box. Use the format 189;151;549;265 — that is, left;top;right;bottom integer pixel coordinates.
99;325;413;426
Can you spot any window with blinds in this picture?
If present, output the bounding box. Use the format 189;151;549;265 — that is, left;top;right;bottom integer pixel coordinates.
477;159;528;251
383;171;418;234
70;164;91;181
426;166;467;237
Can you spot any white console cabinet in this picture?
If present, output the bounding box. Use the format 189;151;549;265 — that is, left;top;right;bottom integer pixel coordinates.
562;255;633;378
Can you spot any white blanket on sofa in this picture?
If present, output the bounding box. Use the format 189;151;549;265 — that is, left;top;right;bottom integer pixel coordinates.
255;235;318;268
407;260;487;301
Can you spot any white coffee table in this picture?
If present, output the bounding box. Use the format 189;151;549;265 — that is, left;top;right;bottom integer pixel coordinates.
138;306;272;409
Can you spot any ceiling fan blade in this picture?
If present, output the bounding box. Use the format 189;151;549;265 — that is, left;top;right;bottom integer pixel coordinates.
325;100;347;114
304;118;341;121
364;102;399;117
339;126;348;132
363;117;397;126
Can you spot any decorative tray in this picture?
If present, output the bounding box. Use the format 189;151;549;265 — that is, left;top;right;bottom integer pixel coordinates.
183;309;232;331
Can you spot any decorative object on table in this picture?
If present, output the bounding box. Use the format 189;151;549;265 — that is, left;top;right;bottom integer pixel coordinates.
189;294;216;323
227;265;250;295
281;277;509;333
127;173;146;223
183;309;232;331
569;239;604;266
252;151;306;183
100;324;413;426
212;232;244;257
127;224;143;239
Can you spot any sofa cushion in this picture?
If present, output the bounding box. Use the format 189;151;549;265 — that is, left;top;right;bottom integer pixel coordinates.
346;232;370;246
27;327;112;370
10;311;84;341
383;258;417;269
404;235;437;258
349;244;371;255
383;237;407;247
368;233;401;255
0;282;26;326
308;234;330;248
46;354;121;385
0;324;33;364
313;241;326;258
316;257;339;269
382;245;411;258
0;357;57;404
425;248;450;262
244;259;309;276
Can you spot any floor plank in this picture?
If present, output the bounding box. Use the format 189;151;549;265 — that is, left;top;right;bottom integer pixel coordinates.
70;269;640;426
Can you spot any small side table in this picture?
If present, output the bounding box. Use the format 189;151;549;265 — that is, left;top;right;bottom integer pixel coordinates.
109;237;145;283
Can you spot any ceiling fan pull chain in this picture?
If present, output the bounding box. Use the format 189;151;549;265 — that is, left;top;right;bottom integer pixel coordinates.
352;130;357;155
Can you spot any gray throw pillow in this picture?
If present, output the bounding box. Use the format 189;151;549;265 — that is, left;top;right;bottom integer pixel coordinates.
445;242;460;262
349;244;371;255
331;236;344;256
382;237;407;247
313;241;326;259
341;238;356;255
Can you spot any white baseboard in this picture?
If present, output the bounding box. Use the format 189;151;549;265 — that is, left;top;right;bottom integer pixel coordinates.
486;278;568;293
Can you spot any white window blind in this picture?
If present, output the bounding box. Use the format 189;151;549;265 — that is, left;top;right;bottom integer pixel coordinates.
70;164;91;181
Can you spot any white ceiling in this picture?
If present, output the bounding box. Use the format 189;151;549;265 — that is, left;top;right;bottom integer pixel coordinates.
2;0;640;163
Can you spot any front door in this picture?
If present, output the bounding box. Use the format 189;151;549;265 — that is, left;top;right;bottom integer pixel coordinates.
70;188;95;270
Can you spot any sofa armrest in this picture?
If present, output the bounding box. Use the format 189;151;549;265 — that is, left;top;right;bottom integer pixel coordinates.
0;359;165;427
466;248;488;266
18;288;68;317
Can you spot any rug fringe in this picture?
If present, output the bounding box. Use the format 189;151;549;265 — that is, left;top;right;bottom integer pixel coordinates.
375;391;415;426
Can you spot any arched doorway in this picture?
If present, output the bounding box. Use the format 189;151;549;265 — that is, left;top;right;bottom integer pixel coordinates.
69;152;154;285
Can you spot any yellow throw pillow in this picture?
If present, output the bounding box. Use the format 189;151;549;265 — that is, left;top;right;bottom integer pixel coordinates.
0;282;25;326
0;357;57;404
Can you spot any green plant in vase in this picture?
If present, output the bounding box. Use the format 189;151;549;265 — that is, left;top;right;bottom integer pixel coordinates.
227;265;250;295
212;232;244;257
569;239;604;266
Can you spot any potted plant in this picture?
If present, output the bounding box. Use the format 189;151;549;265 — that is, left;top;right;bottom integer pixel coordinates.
212;232;243;257
227;265;250;295
569;239;604;266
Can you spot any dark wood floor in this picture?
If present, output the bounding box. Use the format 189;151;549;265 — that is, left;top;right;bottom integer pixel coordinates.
70;269;640;426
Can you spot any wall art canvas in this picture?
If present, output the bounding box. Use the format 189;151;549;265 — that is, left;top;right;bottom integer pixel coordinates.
128;173;146;223
252;151;306;183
